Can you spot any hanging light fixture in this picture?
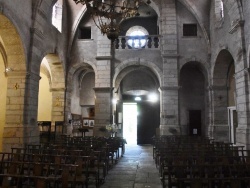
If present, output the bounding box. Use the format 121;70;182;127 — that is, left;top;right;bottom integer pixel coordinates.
73;0;151;41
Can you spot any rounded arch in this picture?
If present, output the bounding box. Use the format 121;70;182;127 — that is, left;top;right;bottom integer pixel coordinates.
179;61;207;136
68;61;97;92
212;49;235;142
38;53;66;131
44;53;65;89
113;58;162;89
0;40;7;69
180;58;210;84
0;14;26;71
213;49;234;87
66;62;96;122
68;7;88;56
0;13;26;151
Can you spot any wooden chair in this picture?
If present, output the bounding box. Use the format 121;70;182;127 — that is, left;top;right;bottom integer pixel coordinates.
67;156;89;188
38;121;51;143
0;161;23;187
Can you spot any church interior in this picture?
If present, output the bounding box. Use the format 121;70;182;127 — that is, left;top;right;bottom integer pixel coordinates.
1;0;250;187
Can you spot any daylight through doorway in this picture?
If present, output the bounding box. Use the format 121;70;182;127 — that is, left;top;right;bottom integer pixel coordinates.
123;103;137;145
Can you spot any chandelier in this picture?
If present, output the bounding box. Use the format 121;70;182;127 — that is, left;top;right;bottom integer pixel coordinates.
74;0;151;41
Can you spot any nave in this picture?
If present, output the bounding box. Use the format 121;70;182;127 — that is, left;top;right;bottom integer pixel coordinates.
100;144;162;188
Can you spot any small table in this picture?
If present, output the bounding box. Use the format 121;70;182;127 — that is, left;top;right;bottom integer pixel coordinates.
78;127;91;137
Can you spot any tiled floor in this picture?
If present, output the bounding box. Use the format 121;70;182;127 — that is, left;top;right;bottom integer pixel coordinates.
99;144;162;188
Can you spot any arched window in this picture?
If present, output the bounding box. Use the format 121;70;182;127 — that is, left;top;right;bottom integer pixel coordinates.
215;0;224;20
52;0;63;32
220;0;224;18
126;26;149;48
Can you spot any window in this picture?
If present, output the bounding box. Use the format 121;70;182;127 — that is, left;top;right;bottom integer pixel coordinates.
78;27;91;39
215;0;224;21
220;0;224;18
52;0;63;32
126;26;149;48
183;24;197;37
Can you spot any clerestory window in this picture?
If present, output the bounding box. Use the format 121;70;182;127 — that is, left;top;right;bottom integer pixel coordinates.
215;0;224;21
52;0;63;32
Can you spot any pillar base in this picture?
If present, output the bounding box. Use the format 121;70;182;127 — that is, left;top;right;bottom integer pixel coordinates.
212;124;229;142
2;126;40;152
236;127;250;149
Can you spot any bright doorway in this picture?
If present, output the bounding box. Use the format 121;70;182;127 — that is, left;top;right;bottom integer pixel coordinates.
123;103;137;145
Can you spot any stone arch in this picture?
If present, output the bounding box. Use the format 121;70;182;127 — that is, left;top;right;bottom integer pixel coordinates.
65;62;96;133
148;0;160;17
67;61;97;92
0;14;29;152
68;7;88;55
113;58;162;89
38;54;66;132
0;43;7;152
221;1;245;68
179;61;208;136
0;14;26;71
213;49;234;87
180;58;210;84
212;49;235;142
0;40;7;69
113;60;161;144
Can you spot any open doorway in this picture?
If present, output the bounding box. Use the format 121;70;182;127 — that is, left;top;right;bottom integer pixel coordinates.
123;103;137;145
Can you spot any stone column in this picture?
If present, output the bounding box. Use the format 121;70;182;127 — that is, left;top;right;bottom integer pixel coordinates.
51;88;65;131
159;86;180;135
235;70;250;149
93;31;113;136
93;87;112;136
207;86;214;138
3;71;40;152
211;86;229;142
159;0;180;135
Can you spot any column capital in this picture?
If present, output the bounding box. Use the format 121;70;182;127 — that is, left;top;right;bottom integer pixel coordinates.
6;71;28;78
50;88;66;92
207;85;228;91
159;86;181;91
96;56;112;60
93;87;113;93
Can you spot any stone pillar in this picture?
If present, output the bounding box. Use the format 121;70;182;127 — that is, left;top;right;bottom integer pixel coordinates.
159;0;180;135
207;86;214;138
93;87;112;136
51;88;65;131
93;31;113;136
160;86;180;135
211;86;229;142
235;70;250;149
3;72;40;152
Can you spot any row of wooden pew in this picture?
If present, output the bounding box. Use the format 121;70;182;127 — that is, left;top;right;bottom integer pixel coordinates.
0;136;126;188
153;135;250;188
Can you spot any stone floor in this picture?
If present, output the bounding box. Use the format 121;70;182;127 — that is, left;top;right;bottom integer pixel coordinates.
99;144;162;188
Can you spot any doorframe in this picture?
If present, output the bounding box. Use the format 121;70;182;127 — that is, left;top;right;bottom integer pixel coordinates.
228;106;237;145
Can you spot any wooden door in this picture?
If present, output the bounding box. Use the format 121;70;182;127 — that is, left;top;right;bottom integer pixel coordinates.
137;102;160;144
